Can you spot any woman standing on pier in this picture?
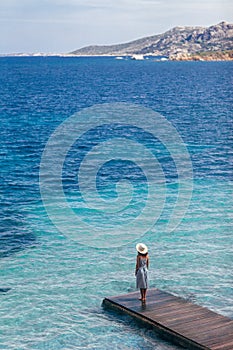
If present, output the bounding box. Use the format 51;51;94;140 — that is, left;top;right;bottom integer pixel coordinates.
135;243;149;302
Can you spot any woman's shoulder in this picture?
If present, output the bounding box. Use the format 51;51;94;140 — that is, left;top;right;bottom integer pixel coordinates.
139;254;148;259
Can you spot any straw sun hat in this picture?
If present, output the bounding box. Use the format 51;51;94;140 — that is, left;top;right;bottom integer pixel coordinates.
136;243;148;254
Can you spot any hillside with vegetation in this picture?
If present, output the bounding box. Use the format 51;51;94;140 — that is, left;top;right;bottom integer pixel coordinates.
70;21;233;59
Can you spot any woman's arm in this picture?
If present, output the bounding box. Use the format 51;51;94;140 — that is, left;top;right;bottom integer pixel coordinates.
147;255;149;269
135;255;140;275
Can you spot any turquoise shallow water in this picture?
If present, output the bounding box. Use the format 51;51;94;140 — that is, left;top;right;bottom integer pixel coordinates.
0;58;232;349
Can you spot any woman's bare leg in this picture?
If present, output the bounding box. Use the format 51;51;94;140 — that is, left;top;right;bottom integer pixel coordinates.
139;288;143;300
142;289;147;301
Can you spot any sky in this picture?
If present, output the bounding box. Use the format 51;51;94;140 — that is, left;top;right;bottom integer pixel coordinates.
0;0;232;54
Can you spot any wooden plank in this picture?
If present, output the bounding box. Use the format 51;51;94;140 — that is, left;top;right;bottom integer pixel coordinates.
172;318;232;334
212;340;233;350
166;311;223;327
203;330;233;346
187;323;233;347
167;310;229;325
103;288;233;350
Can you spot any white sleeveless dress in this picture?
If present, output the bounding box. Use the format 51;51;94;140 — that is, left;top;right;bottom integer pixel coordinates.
136;257;148;289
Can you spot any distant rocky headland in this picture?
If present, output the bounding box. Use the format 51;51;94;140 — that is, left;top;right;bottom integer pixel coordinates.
71;21;233;60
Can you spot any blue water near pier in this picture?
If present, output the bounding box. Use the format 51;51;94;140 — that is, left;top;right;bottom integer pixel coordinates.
0;57;232;349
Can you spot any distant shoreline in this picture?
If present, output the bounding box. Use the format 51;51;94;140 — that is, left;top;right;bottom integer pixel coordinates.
0;53;232;61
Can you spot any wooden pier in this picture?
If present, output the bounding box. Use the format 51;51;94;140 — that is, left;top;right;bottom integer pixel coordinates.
103;288;233;350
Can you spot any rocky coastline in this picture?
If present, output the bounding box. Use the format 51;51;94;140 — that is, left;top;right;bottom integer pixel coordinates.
170;50;233;61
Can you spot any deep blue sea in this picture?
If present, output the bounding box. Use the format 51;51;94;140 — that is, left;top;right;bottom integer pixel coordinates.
0;57;232;349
